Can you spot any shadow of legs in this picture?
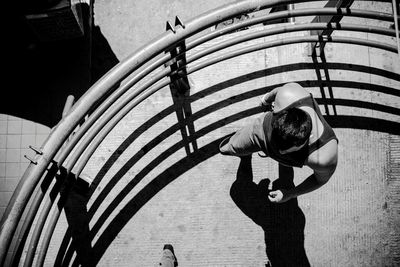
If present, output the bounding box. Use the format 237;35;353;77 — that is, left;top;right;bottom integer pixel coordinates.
230;159;310;267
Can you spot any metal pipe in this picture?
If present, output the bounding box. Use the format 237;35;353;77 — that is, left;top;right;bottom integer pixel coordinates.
72;78;170;176
62;95;75;119
1;1;296;262
34;205;62;267
8;164;58;267
68;22;397;177
35;176;73;267
288;4;295;23
9;97;73;266
54;55;171;166
22;175;65;267
393;0;400;58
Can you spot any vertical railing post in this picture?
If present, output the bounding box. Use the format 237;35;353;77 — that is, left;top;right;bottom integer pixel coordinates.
288;4;295;23
392;0;400;59
309;0;354;56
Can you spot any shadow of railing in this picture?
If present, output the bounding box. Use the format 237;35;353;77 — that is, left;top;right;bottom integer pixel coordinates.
54;60;400;265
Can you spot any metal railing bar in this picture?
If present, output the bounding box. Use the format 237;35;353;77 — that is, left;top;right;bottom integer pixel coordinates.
189;7;398;47
22;175;66;267
0;163;40;263
34;205;62;267
187;37;397;75
34;175;74;267
8;96;77;266
187;23;396;64
8;165;58;267
71;78;170;177
393;0;400;59
8;95;77;267
54;56;170;166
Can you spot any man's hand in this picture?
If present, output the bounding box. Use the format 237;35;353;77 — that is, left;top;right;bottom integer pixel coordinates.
259;92;275;112
268;189;292;203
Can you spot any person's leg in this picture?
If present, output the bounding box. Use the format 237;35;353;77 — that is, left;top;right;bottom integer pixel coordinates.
159;244;178;267
219;114;267;156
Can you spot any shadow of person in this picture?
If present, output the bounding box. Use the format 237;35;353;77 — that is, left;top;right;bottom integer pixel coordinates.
63;175;94;267
230;156;310;267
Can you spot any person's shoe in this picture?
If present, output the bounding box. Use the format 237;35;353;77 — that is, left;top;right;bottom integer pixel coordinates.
163;244;178;266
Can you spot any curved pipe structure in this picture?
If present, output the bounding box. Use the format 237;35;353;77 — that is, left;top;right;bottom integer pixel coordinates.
1;0;399;266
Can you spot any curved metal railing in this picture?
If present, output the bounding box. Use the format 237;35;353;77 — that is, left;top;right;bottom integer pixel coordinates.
1;0;399;266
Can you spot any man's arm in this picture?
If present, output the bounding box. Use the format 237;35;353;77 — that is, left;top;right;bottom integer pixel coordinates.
288;162;336;199
268;161;337;203
260;83;308;112
260;87;279;105
269;140;338;203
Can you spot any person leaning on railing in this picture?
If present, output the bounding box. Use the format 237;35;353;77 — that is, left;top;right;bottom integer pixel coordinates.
219;82;338;203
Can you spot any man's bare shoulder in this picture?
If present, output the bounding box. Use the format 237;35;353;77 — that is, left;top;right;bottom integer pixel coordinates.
306;139;338;172
274;83;310;111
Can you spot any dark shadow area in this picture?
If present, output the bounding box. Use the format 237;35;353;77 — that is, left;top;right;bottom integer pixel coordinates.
62;175;93;267
230;157;310;267
1;1;119;127
55;63;400;265
51;170;93;267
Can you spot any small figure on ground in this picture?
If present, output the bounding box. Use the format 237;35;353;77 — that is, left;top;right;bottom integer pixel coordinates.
158;244;178;267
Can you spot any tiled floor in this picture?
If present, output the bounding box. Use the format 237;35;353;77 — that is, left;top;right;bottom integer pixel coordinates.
0;114;50;218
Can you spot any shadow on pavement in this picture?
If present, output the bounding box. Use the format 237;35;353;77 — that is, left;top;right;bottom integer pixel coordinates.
230;159;310;267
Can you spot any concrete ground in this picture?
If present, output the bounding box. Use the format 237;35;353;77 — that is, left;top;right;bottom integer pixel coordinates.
13;1;400;266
